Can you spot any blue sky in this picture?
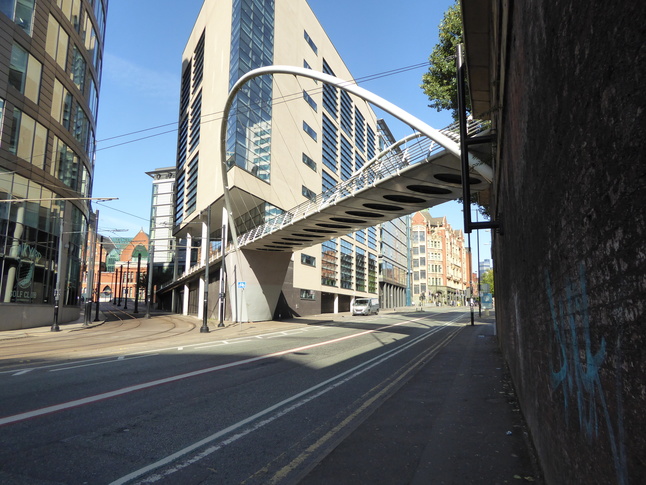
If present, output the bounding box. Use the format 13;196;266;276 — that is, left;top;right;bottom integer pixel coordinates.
92;0;492;264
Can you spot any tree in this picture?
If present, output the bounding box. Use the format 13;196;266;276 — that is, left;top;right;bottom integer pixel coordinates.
480;269;495;297
420;1;468;120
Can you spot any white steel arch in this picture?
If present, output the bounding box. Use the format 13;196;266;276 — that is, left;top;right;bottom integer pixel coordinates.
219;65;493;246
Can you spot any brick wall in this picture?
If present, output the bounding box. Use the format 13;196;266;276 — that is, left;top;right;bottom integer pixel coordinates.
493;1;645;483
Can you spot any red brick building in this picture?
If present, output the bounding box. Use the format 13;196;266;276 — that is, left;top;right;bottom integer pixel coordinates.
410;210;473;306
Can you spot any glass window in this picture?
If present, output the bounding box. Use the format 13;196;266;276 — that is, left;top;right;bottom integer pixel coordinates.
301;254;316;267
302;185;316;201
51;79;73;130
304;30;317;54
303;90;317;111
70;45;87;93
303;121;317;141
73;104;89;147
46;15;70;70
9;43;42;104
1;0;35;34
0;99;4;145
57;0;82;31
9;108;48;169
302;153;316;172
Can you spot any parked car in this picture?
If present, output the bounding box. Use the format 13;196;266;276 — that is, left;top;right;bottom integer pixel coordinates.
352;297;379;315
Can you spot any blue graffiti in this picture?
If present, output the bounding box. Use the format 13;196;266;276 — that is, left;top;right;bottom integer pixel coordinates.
546;263;627;484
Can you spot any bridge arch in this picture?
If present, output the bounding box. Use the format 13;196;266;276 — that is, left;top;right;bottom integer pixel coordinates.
216;65;491;322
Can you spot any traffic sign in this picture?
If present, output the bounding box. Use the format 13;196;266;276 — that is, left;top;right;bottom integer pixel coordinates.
238;281;246;289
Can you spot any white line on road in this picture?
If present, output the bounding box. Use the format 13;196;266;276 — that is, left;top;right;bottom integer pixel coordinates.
0;316;456;431
112;315;464;484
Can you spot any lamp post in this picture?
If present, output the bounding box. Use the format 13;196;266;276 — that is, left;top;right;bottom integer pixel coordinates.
145;241;154;319
218;206;228;327
84;210;98;327
134;253;141;313
51;215;64;332
95;236;104;321
117;265;122;306
124;261;130;309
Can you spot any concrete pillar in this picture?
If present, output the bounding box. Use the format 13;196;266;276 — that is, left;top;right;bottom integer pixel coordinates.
198;220;208;320
182;234;191;316
224;248;291;322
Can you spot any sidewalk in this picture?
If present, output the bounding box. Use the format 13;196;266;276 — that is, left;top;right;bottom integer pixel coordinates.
300;312;543;484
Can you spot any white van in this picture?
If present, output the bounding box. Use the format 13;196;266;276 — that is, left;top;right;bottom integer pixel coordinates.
352;297;379;316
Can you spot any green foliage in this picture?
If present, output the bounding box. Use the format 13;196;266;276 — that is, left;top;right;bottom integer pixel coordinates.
420;1;468;120
480;269;495;297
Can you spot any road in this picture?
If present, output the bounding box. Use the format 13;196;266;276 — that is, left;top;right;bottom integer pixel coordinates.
0;307;470;484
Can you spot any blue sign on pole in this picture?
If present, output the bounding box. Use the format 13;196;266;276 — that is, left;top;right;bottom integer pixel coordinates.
482;293;493;309
238;281;246;289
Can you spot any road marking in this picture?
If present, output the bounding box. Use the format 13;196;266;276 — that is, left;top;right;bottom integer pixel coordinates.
0;315;457;432
111;315;465;484
49;354;160;372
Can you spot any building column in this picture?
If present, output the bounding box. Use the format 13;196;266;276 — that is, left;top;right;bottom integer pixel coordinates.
198;220;208;320
182;234;191;315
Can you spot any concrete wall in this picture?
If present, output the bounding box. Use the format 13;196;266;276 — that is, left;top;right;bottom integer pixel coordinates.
492;1;645;483
0;305;80;331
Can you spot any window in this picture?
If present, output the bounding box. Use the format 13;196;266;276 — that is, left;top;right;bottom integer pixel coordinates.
322;115;337;172
52;137;81;190
51;80;72;128
1;0;35;35
9;43;42;104
321;239;338;286
9;108;48;169
302;185;316;201
301;254;316;267
0;99;4;144
302;153;316;172
300;289;315;300
73;104;89;148
46;15;70;70
303;121;317;141
340;91;352;136
304;30;317;54
340;136;353;181
303;90;317;111
57;0;81;31
70;46;87;93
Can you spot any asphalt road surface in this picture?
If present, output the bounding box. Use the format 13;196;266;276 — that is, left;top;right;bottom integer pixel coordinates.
0;307;470;484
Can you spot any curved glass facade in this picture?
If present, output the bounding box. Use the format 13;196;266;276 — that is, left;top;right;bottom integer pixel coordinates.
0;0;107;326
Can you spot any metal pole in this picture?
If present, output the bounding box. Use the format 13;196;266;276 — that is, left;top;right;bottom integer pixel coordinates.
84;210;98;326
201;206;211;333
124;261;130;309
95;236;103;321
117;265;122;306
134;253;141;313
52;214;64;331
112;265;116;305
218;206;228;327
145;241;154;318
468;232;474;326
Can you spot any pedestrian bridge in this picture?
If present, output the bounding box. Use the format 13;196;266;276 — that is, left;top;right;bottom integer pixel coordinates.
160;65;494;323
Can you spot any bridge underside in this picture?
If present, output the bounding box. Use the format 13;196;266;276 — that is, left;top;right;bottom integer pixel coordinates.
242;149;489;253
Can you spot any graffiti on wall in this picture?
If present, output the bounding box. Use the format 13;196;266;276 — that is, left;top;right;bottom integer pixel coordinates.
546;263;627;484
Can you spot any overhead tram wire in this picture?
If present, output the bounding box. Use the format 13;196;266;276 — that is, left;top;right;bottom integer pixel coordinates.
94;61;432;152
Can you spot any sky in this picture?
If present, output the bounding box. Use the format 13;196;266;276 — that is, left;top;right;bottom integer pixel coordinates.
92;0;492;265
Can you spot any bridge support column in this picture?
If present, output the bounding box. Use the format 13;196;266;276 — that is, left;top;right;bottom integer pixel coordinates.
224;249;291;322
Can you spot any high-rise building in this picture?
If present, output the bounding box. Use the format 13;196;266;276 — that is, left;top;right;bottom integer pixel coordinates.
161;0;389;320
147;166;176;269
411;210;472;306
0;0;108;330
